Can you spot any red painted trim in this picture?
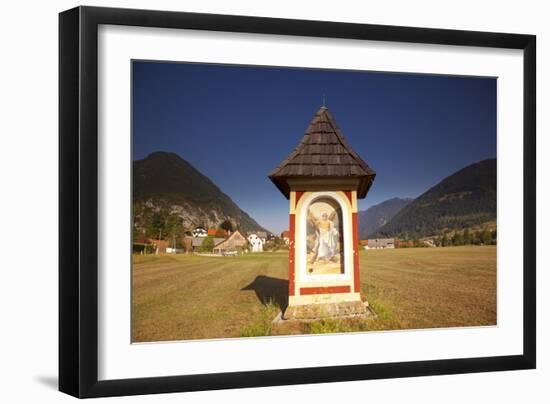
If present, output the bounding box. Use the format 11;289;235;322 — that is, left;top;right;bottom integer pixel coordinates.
295;191;305;207
352;212;360;292
300;285;351;295
344;191;352;204
288;214;296;296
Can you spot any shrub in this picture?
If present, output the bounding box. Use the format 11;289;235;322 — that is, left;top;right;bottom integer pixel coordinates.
199;236;215;252
219;219;234;232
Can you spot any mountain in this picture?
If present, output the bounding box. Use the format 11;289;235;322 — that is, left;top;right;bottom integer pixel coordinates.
133;152;269;233
373;159;496;238
358;198;413;239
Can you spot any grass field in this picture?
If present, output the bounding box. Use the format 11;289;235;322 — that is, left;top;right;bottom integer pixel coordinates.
132;246;496;342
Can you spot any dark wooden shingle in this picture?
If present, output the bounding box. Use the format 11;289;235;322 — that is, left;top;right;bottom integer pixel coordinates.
269;106;376;199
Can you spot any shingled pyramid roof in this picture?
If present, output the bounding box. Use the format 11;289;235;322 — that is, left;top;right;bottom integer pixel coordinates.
269;106;376;199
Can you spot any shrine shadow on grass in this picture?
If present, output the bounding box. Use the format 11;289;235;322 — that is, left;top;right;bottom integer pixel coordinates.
241;276;289;312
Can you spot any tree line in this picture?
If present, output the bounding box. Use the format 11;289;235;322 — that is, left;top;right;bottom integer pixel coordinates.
434;227;496;247
392;227;496;248
133;204;239;239
400;228;496;248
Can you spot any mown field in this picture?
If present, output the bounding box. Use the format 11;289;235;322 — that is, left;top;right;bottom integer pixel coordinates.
132;246;496;342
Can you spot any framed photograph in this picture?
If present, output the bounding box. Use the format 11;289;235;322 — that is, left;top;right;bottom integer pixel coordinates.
59;6;536;398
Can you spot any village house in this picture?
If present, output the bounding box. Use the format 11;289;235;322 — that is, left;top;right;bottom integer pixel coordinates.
207;228;229;237
133;233;154;254
150;239;170;254
256;231;268;244
191;237;225;252
191;237;204;252
423;239;436;247
213;230;247;254
281;230;290;245
365;238;395;249
135;233;150;244
192;227;207;238
247;232;264;252
395;240;413;248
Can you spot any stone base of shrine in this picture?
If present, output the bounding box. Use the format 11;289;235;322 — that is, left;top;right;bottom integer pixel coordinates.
281;300;373;321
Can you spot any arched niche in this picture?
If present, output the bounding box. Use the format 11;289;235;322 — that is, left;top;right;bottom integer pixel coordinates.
297;191;352;282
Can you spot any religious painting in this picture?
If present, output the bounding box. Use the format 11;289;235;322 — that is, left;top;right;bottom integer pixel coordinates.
306;198;344;275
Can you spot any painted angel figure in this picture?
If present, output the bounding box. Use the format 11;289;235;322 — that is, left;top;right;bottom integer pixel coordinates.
308;208;339;264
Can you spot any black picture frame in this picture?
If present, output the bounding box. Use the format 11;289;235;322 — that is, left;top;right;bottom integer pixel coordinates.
59;5;536;398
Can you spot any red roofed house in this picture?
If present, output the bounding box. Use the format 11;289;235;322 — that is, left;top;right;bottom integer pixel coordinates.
208;228;228;237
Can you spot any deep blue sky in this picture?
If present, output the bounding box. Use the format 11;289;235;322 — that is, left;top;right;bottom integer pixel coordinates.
132;61;496;234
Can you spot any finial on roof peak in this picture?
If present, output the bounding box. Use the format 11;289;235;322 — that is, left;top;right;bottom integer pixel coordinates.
322;94;327;108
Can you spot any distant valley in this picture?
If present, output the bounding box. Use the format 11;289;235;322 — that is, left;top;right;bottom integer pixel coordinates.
358;198;413;239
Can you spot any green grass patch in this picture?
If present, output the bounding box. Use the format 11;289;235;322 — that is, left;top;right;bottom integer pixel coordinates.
364;300;401;330
240;301;280;337
305;317;370;334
